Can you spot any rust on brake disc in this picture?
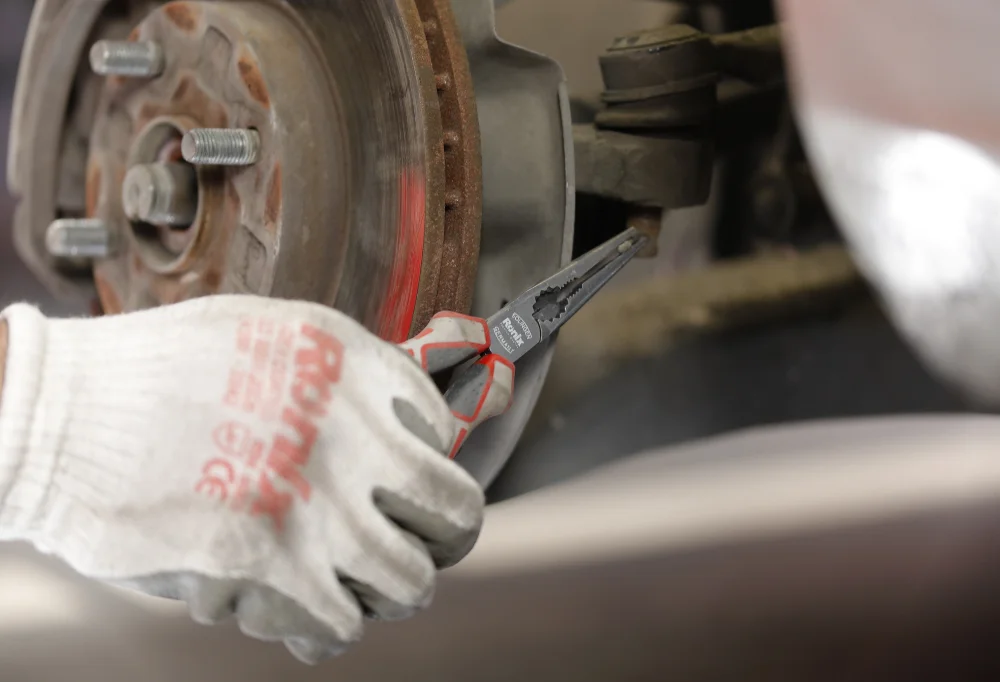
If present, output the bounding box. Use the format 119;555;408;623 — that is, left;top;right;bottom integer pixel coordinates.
411;0;483;326
84;0;482;340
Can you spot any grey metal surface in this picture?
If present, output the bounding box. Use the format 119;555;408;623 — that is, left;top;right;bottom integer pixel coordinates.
6;0;133;303
779;0;1000;406
574;124;714;207
45;217;115;259
89;39;164;78
596;24;718;130
451;0;574;487
181;129;260;167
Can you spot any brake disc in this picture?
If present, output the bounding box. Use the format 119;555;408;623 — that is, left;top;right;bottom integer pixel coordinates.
7;0;573;486
65;0;483;339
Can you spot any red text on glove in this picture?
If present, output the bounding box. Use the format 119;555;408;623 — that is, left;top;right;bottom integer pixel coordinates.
197;320;344;531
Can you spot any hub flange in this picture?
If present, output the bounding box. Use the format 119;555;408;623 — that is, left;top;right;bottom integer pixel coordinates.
88;2;350;315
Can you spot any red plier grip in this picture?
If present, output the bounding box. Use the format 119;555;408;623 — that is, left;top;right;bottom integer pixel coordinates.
399;312;516;458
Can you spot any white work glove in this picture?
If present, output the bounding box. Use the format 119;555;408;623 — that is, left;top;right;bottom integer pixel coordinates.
0;296;486;663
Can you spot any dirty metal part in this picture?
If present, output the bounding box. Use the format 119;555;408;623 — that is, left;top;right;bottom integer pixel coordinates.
270;0;469;339
281;0;482;339
10;0;483;340
449;0;574;487
122;162;198;226
7;0;128;299
181;128;260;166
282;0;483;337
89;39;165;78
46;218;116;259
411;0;483;326
574;124;713;208
596;24;718;131
79;0;478;337
88;2;351;313
586;22;719;240
627;207;663;258
523;245;865;440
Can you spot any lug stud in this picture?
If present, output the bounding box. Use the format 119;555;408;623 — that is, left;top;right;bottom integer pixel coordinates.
182;129;261;166
90;40;165;78
46;219;115;259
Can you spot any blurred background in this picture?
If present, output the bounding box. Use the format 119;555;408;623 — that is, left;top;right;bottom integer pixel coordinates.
3;1;1000;680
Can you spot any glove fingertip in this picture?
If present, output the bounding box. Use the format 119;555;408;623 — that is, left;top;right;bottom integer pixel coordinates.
286;637;344;665
372;486;483;569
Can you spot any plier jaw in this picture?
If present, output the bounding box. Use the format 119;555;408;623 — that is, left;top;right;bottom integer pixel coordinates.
399;227;647;457
487;227;648;361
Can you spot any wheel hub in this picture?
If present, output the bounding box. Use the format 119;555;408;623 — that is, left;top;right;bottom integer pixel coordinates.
86;0;471;340
88;3;344;314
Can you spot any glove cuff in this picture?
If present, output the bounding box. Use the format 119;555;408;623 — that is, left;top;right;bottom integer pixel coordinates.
0;304;54;538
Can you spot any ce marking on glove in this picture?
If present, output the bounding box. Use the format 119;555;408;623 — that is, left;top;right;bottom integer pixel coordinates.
195;319;345;530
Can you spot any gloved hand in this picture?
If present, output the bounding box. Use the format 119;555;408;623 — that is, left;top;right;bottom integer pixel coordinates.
0;296;486;663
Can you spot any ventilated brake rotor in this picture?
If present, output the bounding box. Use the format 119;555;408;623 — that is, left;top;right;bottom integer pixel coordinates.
8;0;573;486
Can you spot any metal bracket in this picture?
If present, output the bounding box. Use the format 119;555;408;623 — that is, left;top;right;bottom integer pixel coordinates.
450;0;575;487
